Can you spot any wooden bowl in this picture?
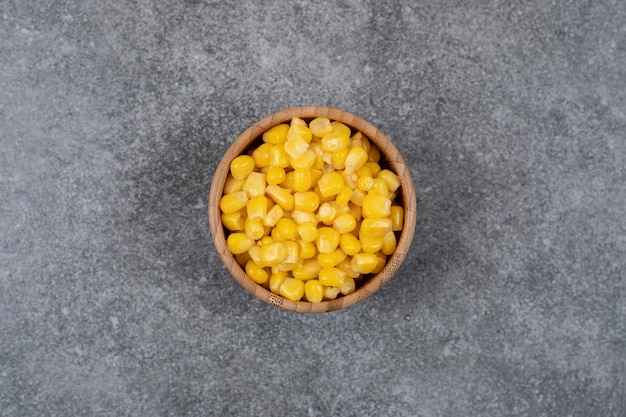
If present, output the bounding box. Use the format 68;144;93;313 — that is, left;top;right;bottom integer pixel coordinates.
208;107;417;313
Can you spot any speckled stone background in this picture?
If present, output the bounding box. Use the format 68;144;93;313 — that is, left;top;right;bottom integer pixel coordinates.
1;1;625;416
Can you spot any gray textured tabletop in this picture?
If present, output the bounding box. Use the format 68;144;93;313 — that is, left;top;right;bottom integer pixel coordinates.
1;2;625;416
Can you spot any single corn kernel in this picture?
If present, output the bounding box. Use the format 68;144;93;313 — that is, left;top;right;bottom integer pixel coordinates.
390;206;404;231
246;195;267;220
294;191;320;212
221;211;245;231
280;171;295;190
309;117;333;137
357;175;374;192
263;204;284;227
297;222;318;243
335;203;350;216
323;285;341;300
292;259;322;281
317;172;344;197
266;184;294;211
372;252;387;274
344;146;369;174
293;170;312;192
333;213;357;234
290;149;316;171
248;245;262;266
290;210;318;225
287;123;313;144
304;280;324;302
339;233;361;256
359;235;384;253
331;148;348;170
311;168;323;185
266;166;286;185
271;219;295;241
330;121;351;137
259;242;287;266
242;172;266;198
226;233;255;255
230;155;255;180
316;227;340;254
279;277;305;301
342;171;358;189
317;249;347;268
382;231;397;255
319;267;346;287
364;161;382;177
336;187;354;206
245;218;265;240
337;258;360;278
349;188;366;206
321;132;350;152
369;178;389;197
263;123;289;145
317;202;337;225
368;145;381;163
284;136;310;159
252;142;274;168
362;194;392;218
281;240;299;265
269;271;287;294
360;217;393;237
220;191;248;214
348;203;362;222
291;117;307;126
271;227;286;242
224;175;245;194
269;145;290;168
350;253;379;274
340;276;356;295
245;260;269;284
378;169;401;192
259;236;274;246
297;240;317;259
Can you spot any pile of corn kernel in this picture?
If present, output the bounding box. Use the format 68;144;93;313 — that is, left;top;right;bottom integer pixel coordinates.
219;117;403;302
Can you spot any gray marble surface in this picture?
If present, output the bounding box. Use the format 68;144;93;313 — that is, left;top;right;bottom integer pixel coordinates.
1;1;625;416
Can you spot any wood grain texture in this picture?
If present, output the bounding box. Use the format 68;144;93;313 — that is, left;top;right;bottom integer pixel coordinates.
208;107;417;313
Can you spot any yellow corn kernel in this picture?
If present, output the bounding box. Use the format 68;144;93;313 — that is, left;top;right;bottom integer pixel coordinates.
378;169;401;192
297;240;317;259
335;203;350;216
390;206;404;231
321;132;350;152
252;142;273;168
245;218;265;240
259;242;287;266
332;213;357;234
266;166;286;185
245;260;269;284
340;277;356;295
350;253;379;274
369;178;389;197
330;121;351;137
292;259;322;280
344;146;369;174
359;133;371;153
342;171;358;190
362;194;392;218
262;123;289;145
316;227;340;254
317;249;347;268
335;187;354;206
269;271;287;293
292;170;312;192
280;171;294;190
291;117;307;126
263;204;284;227
360;217;393;237
294;191;320;212
220;191;248;214
282;240;299;264
224;174;245;194
357;175;374;191
311;168;323;185
275;217;298;240
331;148;348;170
382;231;397;255
319;267;346;287
221;211;245;231
317;172;344;197
247;245;262;265
260;236;274;246
246;195;267;220
290;210;318;225
290;149;316;171
368;144;381;163
316;202;336;225
266;184;294;211
271;227;286;242
339;233;361;256
349;188;366;206
262;225;272;237
279;277;305;301
288;123;313;143
284;136;310;159
297;222;318;243
304;280;324;302
372;252;387;273
269;145;290;168
364;161;382;177
226;232;255;254
359;236;384;253
323;285;341;300
230;155;255;180
337;258;360;278
309;117;333;137
242;172;266;198
235;251;251;268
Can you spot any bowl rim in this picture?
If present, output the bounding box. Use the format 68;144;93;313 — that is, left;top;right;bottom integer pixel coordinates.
208;106;417;313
